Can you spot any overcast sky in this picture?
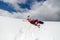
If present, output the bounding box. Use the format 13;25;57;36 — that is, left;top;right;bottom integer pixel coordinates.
0;0;60;21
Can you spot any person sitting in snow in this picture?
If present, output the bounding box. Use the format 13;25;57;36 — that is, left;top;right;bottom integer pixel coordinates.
27;15;40;26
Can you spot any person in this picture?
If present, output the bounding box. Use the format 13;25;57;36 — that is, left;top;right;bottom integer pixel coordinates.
27;15;40;28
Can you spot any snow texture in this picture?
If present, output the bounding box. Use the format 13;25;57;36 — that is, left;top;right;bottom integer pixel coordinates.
0;16;60;40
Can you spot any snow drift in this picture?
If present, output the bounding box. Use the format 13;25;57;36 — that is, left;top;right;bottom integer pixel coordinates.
0;16;60;40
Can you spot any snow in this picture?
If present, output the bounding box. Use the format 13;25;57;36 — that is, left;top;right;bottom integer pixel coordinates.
0;16;60;40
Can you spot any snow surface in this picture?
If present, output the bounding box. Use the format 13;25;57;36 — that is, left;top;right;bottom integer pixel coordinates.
0;16;60;40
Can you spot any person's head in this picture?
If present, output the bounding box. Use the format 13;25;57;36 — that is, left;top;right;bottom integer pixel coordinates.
27;15;30;17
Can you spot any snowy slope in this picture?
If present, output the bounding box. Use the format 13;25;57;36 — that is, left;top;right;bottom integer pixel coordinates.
0;16;60;40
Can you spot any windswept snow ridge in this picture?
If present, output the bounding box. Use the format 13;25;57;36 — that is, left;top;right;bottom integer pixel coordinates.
0;16;60;40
